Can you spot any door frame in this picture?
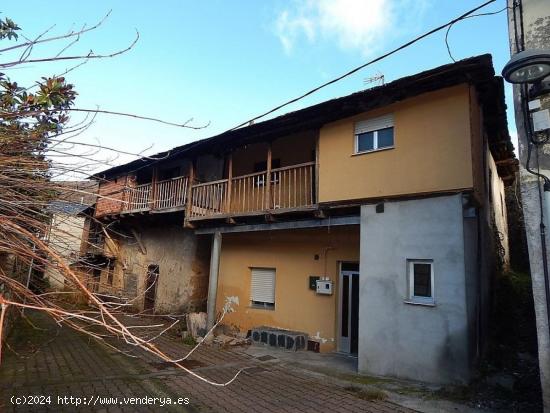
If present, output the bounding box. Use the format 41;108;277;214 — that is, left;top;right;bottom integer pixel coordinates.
337;261;359;354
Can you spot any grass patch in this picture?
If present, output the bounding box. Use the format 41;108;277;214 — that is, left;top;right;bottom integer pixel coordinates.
344;385;387;401
182;334;197;346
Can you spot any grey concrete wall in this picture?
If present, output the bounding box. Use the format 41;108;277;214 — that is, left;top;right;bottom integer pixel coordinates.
107;222;210;314
359;194;472;384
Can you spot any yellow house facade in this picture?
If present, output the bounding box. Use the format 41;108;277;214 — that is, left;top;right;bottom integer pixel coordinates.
91;55;515;384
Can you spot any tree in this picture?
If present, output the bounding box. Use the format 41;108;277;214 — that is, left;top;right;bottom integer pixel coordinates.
0;13;238;387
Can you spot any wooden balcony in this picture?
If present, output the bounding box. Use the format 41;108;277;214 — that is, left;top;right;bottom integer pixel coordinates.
113;162;316;220
188;161;317;220
123;176;189;213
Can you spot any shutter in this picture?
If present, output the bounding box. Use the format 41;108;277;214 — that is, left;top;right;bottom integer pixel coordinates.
355;114;394;134
250;268;275;304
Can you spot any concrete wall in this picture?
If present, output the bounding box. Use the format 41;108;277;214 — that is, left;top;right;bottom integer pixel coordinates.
45;213;86;290
103;221;210;313
215;226;360;352
359;194;473;384
318;84;473;203
506;1;550;407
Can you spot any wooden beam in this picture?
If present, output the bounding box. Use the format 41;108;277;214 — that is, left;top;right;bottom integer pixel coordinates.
226;153;233;213
264;213;276;223
130;228;147;255
150;167;158;209
314;130;320;204
185;161;195;220
266;143;272;210
314;209;326;219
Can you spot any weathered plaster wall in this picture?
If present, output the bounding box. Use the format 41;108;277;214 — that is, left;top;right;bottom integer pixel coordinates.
215;226;360;352
359;195;472;384
45;213;86;289
104;222;210;313
319;84;474;203
488;149;510;267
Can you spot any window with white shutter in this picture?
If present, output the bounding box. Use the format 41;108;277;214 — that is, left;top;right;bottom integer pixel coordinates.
354;114;394;154
250;267;276;309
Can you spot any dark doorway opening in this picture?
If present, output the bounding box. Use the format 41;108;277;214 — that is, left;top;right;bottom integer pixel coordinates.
144;264;159;312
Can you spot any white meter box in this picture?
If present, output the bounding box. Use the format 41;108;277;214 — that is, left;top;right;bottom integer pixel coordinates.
316;279;333;295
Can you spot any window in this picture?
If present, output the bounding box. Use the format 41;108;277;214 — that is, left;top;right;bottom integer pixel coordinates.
250;267;276;309
407;260;434;305
354;114;394;154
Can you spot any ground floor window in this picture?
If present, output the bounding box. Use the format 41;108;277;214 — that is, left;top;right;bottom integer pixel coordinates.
407;260;434;305
250;267;276;309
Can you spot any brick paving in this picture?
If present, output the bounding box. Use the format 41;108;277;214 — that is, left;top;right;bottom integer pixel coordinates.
0;312;417;413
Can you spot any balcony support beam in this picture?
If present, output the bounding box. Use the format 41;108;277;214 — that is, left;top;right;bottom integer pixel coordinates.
185;162;195;223
226;153;233;213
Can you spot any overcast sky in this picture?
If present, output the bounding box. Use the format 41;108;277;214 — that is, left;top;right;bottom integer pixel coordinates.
2;0;516;177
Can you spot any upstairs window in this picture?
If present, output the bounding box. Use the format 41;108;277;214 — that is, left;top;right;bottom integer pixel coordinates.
407;260;435;305
354;114;394;154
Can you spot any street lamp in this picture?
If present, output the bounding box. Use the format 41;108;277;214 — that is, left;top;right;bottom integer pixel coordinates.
502;49;550;84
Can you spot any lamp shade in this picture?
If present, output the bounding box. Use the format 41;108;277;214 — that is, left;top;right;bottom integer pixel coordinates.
502;49;550;84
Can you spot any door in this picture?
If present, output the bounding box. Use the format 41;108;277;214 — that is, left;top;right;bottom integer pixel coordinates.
338;262;360;354
144;264;159;312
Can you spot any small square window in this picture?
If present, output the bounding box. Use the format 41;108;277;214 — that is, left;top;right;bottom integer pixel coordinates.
407;260;434;305
354;114;394;154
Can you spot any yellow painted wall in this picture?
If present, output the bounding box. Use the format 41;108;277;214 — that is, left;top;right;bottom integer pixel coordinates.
318;84;474;203
216;226;360;352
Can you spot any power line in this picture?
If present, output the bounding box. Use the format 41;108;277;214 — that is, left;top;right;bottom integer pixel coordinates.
101;0;498;178
229;0;497;131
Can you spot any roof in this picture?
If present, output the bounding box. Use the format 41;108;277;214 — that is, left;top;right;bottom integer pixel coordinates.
94;54;514;179
47;200;90;215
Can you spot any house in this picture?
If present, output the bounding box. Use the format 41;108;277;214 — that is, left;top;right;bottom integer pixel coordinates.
88;54;515;384
43;181;97;290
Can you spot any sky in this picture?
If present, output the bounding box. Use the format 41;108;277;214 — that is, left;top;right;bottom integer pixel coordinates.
2;0;516;177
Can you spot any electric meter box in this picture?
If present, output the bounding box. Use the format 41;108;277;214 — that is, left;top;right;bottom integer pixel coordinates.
316;279;333;295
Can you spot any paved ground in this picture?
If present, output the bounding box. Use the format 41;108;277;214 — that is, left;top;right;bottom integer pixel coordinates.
0;312;416;413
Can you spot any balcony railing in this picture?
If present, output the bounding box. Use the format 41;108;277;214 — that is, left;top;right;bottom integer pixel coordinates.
123;176;189;213
188;161;316;219
110;162;316;219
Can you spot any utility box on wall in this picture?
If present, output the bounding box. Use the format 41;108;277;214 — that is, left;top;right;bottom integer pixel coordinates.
316;279;333;295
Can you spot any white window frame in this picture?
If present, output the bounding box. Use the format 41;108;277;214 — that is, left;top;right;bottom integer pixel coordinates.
354;114;395;155
250;267;276;310
406;260;435;306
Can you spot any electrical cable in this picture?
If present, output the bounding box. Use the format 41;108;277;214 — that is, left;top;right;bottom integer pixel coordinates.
101;0;499;179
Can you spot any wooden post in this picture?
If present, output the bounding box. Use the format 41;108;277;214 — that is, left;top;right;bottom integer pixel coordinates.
150;167;158;210
226;153;233;213
185;161;195;221
265;143;272;210
314;131;320;204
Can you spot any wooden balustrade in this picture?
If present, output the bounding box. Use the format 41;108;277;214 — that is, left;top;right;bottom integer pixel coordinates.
115;162;316;218
124;183;151;212
190;179;229;218
188;161;316;219
154;176;189;210
270;161;315;210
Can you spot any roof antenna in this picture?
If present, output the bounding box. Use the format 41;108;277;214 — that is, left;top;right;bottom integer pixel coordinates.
364;72;385;87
